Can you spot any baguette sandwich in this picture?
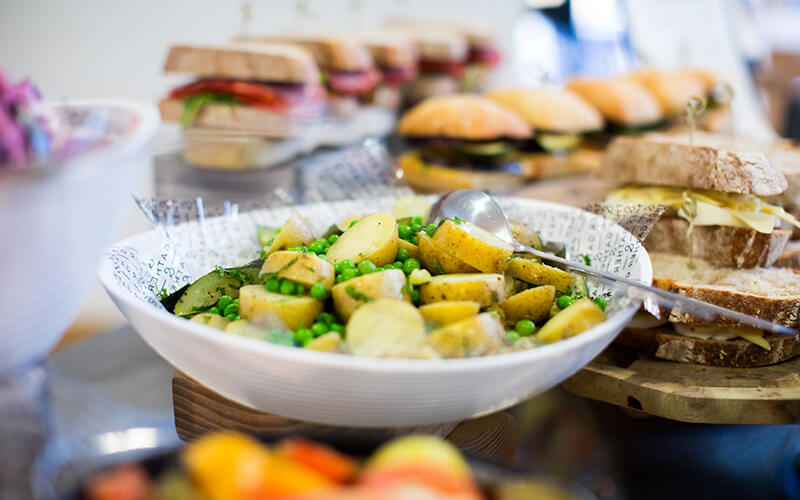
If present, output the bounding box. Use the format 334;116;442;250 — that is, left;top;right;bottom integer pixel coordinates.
353;31;418;110
160;43;325;168
395;94;531;192
486;87;605;177
601;134;800;366
236;34;381;117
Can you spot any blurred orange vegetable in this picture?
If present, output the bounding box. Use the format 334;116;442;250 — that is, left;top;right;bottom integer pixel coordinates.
85;464;153;500
279;438;358;483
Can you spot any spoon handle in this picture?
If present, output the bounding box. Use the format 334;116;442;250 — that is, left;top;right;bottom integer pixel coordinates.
520;246;797;337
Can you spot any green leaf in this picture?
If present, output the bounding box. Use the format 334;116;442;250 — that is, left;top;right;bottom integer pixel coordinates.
180;93;239;128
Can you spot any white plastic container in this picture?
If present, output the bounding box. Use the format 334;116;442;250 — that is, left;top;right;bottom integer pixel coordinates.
0;99;159;373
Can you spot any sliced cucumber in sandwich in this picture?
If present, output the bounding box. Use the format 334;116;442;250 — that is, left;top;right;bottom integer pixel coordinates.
457;141;511;157
535;133;582;154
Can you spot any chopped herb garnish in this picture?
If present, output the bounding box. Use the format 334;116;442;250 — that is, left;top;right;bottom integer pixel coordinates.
593;296;608;311
345;285;372;302
157;288;169;300
580;254;591;266
452;216;465;225
434;258;445;275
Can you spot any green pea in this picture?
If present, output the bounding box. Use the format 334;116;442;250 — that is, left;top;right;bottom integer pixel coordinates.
424;224;437;237
412;216;424;226
506;331;520;342
393;261;404;269
341;268;358;281
396;248;409;261
515;319;536;336
383;265;394;271
225;313;240;321
311;322;329;336
330;323;345;334
334;262;345;274
411;235;418;245
398;225;412;240
318;312;334;326
556;295;575;310
206;307;221;315
310;283;326;299
328;234;339;244
357;260;377;275
265;278;280;292
295;328;314;346
223;303;239;316
217;295;233;311
280;280;296;295
403;258;421;275
593;296;607;311
336;274;345;283
341;259;355;269
295;283;306;295
308;241;325;254
410;288;420;304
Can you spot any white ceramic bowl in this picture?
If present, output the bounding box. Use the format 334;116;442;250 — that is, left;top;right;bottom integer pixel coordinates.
0;99;159;373
99;197;651;427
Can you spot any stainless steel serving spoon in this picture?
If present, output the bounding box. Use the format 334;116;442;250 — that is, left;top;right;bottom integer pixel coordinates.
429;189;797;337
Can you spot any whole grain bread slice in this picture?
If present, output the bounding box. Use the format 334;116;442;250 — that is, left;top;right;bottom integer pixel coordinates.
775;240;800;269
650;252;800;327
600;135;787;196
644;217;790;268
617;326;800;367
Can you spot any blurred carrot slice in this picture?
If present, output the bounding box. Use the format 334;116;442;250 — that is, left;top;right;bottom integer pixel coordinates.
85;464;153;500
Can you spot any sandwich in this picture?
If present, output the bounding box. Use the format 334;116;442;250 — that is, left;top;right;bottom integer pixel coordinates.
395;94;531;192
381;23;468;106
160;43;326;168
353;31;418;110
236;34;381;117
565;76;664;142
627;68;732;133
601;134;800;367
486;87;605;177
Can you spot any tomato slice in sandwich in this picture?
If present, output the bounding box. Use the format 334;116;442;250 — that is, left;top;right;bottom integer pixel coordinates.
325;67;382;96
169;79;325;116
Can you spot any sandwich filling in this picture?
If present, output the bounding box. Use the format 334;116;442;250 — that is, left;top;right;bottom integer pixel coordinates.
169;79;326;126
379;65;417;87
418;59;465;78
323;67;382;96
406;137;519;170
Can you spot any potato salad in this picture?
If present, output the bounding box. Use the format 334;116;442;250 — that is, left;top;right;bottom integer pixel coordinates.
162;197;608;359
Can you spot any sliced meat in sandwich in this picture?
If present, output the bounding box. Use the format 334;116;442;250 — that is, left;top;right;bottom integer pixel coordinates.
486;87;605;178
236;34;381;117
395;94;531;192
352;31;418;110
161;43;325;137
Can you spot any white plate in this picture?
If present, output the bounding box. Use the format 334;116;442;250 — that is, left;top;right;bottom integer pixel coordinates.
98;196;651;427
0;99;159;373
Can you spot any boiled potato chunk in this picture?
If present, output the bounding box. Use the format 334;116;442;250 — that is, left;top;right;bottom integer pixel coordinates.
326;213;398;267
263;211;315;255
419;301;481;326
536;298;606;344
261;251;335;289
392;195;431;221
426;313;505;358
331;269;409;320
509;219;543;250
499;285;556;325
432;219;513;273
346;299;430;358
305;332;346;353
190;313;231;331
506;258;573;292
397;238;420;260
239;285;323;331
417;232;476;274
419;273;505;307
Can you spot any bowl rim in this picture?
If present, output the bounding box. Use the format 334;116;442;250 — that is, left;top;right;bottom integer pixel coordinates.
98;196;651;374
0;98;160;181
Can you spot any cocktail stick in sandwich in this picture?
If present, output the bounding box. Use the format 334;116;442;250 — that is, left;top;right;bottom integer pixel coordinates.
565;76;664;142
486;87;605;177
395;94;531;192
236;34;381;118
626;68;732;133
352;31;418;110
161;43;325;136
601;134;800;366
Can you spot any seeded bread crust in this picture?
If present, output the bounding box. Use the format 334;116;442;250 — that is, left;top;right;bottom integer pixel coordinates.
617;326;800;367
235;35;374;72
163;43;320;83
644;217;790;268
600;136;787;196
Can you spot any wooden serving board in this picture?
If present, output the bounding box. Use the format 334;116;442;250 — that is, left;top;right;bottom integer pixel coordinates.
561;345;800;424
172;371;516;465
